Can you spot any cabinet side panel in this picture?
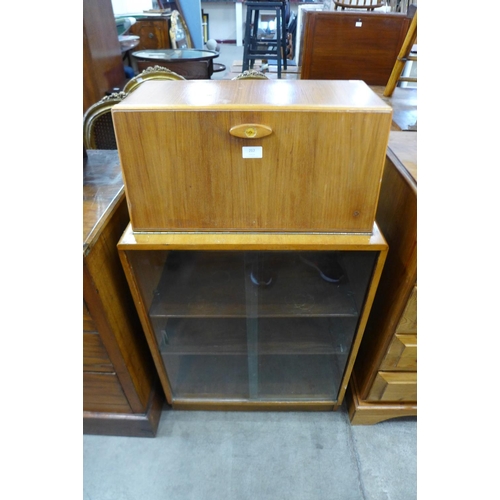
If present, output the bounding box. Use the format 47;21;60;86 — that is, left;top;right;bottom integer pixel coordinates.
84;199;156;413
119;249;174;404
336;246;387;406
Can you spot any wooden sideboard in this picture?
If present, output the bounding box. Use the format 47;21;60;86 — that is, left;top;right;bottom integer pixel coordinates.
347;131;417;425
300;10;410;85
83;150;163;436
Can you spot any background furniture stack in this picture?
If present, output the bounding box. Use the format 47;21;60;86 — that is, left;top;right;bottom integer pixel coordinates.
111;79;393;412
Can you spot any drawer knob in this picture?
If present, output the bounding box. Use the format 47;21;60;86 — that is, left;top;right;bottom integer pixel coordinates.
229;124;272;139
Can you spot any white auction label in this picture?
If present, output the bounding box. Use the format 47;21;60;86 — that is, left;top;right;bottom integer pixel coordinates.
242;146;263;159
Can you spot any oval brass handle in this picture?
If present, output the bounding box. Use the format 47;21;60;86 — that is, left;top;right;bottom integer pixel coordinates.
229;124;273;139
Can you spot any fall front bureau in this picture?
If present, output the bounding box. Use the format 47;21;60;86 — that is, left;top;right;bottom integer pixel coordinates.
111;79;392;233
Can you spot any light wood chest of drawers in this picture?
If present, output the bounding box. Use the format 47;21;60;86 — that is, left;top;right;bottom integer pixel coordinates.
347;132;417;425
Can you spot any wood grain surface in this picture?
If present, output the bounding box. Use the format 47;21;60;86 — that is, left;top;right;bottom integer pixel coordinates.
300;11;410;84
113;80;392;233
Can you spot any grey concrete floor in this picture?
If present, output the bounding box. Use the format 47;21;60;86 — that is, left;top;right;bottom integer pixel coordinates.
210;43;245;80
83;404;416;500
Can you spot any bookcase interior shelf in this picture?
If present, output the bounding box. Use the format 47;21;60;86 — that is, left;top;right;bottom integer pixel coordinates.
119;243;385;409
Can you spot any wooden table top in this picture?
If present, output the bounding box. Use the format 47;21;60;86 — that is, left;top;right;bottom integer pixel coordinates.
388;131;417;183
83;150;124;254
132;49;219;62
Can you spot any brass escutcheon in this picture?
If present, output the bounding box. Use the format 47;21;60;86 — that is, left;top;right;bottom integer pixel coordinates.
245;127;257;138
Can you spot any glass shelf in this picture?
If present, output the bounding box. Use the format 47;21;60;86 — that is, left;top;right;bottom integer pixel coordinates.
150;251;362;318
153;317;356;356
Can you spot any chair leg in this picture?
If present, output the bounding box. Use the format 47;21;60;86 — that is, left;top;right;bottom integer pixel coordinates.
276;8;281;78
242;2;288;79
242;7;254;71
281;3;287;70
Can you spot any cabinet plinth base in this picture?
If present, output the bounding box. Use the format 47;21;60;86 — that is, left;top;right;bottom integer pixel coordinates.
83;385;164;437
171;400;338;412
346;373;416;425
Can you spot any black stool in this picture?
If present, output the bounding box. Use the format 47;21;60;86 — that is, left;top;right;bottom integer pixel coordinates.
242;1;288;78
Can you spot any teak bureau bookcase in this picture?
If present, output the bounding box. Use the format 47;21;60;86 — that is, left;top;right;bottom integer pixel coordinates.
114;80;392;410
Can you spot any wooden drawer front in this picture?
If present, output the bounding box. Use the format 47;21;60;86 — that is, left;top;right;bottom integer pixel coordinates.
366;371;417;402
83;301;96;332
395;286;417;333
83;373;132;413
83;333;114;373
380;334;417;371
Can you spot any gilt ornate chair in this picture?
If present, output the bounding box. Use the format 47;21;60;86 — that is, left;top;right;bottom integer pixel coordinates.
232;69;269;80
83;92;128;150
123;65;186;94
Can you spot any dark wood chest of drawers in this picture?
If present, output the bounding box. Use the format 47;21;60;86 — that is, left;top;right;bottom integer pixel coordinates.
83;150;163;436
129;17;172;51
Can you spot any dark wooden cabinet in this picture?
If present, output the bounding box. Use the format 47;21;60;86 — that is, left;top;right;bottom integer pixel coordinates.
129;17;172;51
83;150;163;436
300;11;410;85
